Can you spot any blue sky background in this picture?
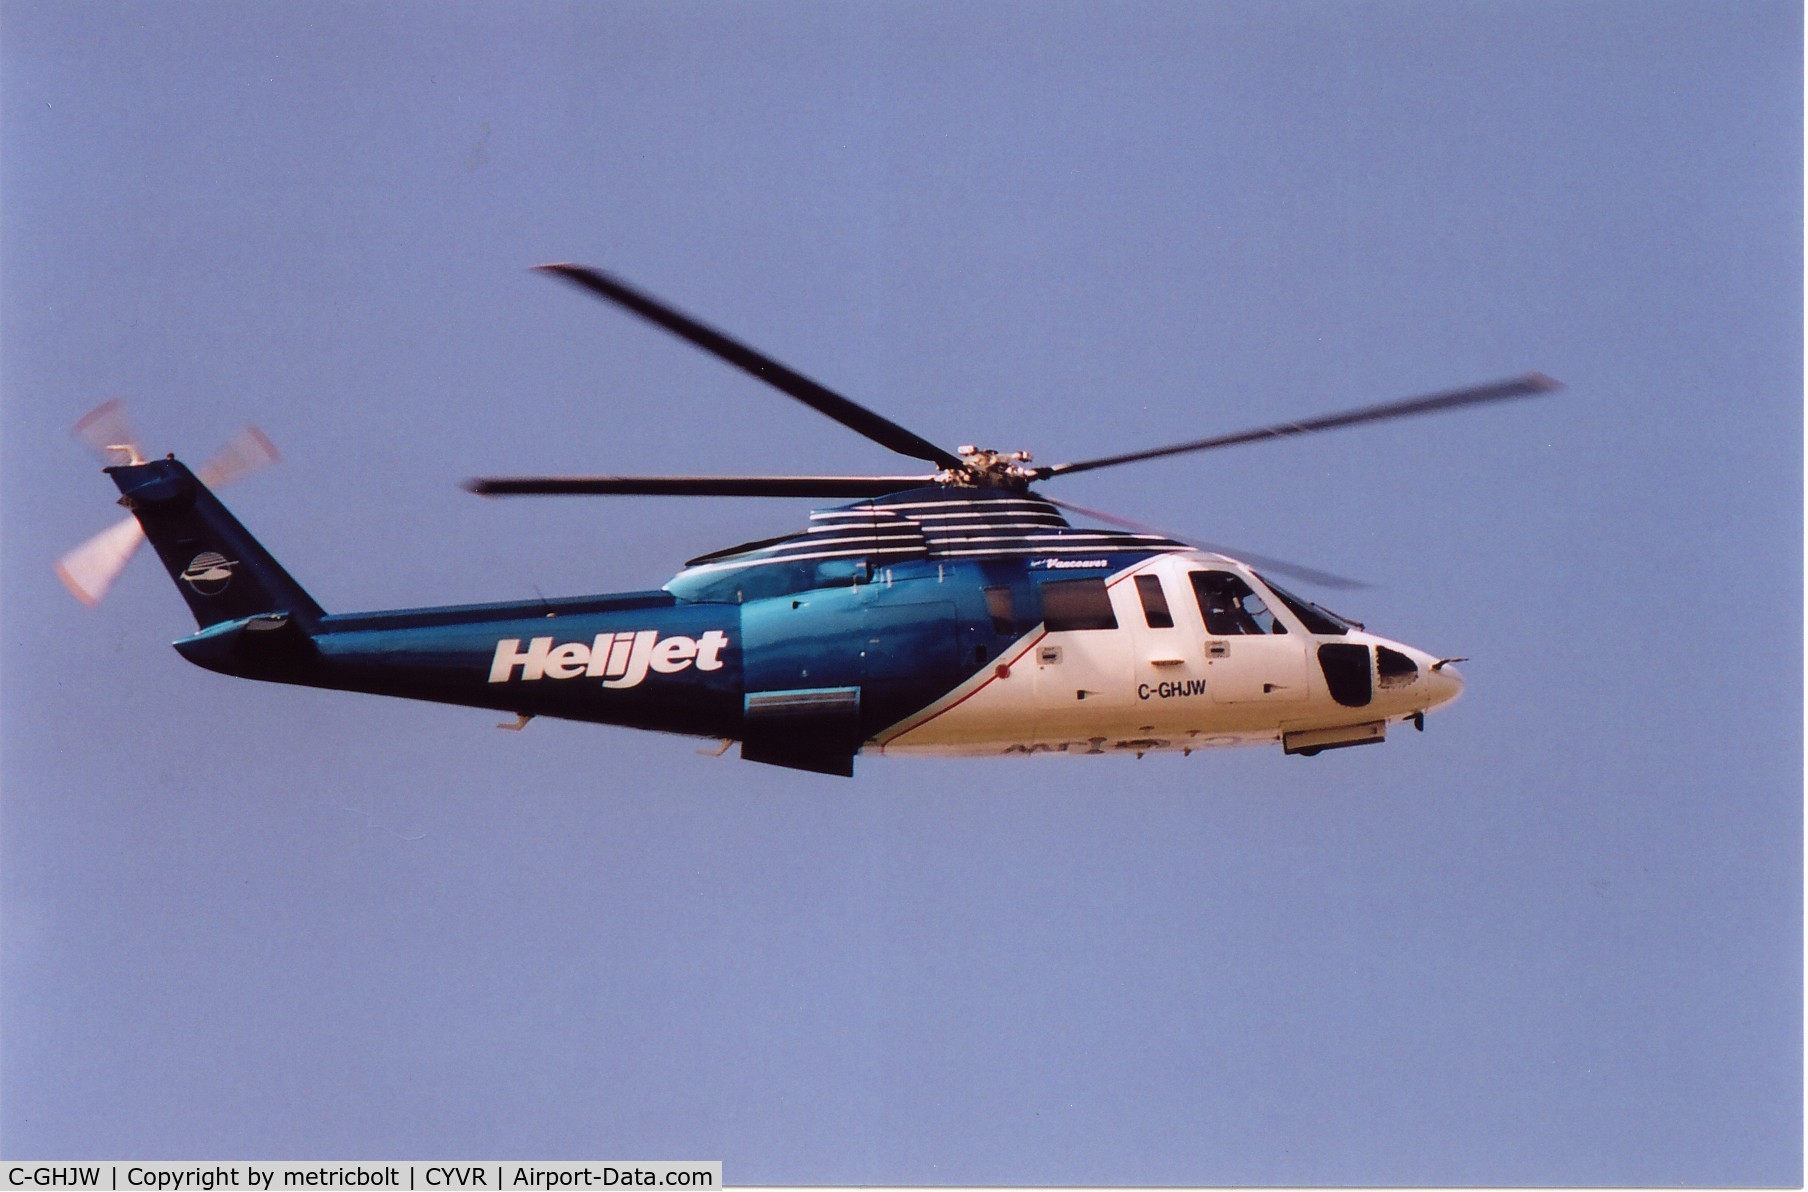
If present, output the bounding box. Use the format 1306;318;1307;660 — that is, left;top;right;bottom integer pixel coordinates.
3;1;1799;1183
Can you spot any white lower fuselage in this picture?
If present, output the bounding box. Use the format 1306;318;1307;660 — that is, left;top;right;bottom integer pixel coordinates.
873;552;1463;758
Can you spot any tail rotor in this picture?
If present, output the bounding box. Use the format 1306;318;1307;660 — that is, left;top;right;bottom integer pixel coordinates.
58;404;280;606
71;398;145;467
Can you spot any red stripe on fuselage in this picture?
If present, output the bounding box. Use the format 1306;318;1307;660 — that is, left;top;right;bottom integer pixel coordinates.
874;560;1165;748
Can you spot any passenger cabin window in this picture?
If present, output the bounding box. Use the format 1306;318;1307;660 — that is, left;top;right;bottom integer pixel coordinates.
983;585;1015;635
1190;570;1286;635
1134;574;1174;628
1041;577;1118;631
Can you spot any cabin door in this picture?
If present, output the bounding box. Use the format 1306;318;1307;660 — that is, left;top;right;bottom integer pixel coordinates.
1184;569;1311;704
1030;573;1137;743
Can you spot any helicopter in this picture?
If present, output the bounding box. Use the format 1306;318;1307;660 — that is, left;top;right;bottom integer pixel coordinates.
64;264;1560;776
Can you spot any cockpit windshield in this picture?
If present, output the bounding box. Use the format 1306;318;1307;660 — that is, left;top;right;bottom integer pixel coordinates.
1254;574;1357;635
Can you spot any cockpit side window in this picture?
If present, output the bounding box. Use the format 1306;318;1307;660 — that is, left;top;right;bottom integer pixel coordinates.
1189;570;1286;635
1133;574;1174;628
1254;574;1353;636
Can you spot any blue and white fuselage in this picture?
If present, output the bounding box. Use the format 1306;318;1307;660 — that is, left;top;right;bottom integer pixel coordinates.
111;461;1461;777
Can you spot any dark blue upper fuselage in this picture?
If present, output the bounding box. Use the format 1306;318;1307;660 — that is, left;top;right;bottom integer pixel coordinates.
117;462;1185;773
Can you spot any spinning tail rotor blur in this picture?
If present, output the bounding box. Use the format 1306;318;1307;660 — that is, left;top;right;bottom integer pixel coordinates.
58;403;280;605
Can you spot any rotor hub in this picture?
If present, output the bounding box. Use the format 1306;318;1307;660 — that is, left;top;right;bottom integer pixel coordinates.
943;446;1039;488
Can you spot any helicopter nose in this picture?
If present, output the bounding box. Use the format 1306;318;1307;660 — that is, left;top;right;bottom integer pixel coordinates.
1426;658;1465;707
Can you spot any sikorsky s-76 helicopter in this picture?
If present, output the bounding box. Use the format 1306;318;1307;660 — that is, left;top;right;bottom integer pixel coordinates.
66;264;1559;775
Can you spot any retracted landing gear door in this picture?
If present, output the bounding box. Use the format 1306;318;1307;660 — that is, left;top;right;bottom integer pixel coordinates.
861;597;961;736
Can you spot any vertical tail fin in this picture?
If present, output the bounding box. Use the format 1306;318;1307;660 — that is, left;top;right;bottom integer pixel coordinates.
107;458;324;629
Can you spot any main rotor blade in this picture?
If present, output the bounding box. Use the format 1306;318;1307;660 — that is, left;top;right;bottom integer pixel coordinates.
1041;494;1371;590
537;263;966;472
466;474;938;499
1042;373;1561;479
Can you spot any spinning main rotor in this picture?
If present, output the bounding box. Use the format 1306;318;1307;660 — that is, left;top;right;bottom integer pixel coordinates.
468;263;1559;502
